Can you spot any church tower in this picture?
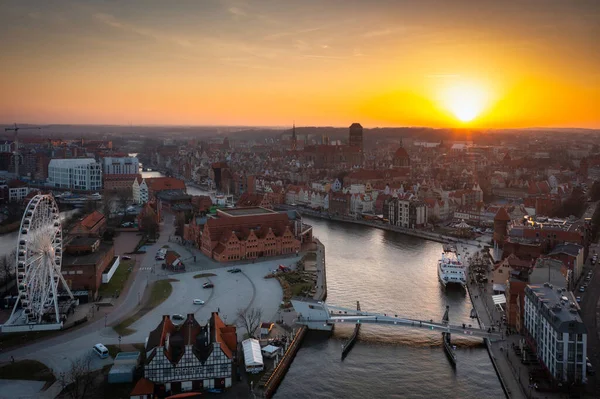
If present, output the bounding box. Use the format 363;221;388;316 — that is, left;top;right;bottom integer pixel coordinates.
291;123;297;151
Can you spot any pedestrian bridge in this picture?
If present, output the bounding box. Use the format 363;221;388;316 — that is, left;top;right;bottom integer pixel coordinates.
292;299;503;341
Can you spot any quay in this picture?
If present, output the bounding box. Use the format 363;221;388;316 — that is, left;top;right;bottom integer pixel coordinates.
276;205;487;248
258;238;327;398
466;262;526;399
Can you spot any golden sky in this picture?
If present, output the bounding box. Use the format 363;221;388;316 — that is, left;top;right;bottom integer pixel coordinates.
0;0;599;128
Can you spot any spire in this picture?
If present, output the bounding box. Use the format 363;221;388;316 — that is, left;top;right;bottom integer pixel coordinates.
290;122;297;151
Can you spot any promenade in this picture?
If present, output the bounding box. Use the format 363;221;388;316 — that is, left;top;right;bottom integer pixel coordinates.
468;256;569;399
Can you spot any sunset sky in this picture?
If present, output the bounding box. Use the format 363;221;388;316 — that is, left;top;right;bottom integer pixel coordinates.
0;0;598;128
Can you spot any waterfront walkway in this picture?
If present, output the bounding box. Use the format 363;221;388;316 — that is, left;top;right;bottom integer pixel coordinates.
468;261;568;399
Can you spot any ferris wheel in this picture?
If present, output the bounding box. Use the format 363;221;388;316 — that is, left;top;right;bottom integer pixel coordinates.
11;194;73;325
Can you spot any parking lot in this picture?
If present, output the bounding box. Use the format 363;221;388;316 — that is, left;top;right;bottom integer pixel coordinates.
123;256;295;342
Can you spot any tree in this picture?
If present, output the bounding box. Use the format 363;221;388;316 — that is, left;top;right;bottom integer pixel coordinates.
175;212;186;237
141;214;159;239
58;354;95;399
100;191;116;219
237;307;262;339
116;188;133;216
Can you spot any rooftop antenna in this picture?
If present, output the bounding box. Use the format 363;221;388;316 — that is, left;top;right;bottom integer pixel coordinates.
4;123;41;177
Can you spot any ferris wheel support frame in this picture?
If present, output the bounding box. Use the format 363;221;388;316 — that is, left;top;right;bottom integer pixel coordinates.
7;194;75;329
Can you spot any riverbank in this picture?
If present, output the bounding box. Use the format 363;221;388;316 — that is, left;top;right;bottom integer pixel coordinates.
276;205;489;248
259;239;327;398
466;254;526;399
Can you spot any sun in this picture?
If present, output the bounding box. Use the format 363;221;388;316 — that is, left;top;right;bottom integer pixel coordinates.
442;82;488;123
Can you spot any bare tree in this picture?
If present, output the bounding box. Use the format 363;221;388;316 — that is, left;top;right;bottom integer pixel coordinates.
58;354;95;399
141;213;159;239
237;307;263;339
116;188;133;215
101;191;116;219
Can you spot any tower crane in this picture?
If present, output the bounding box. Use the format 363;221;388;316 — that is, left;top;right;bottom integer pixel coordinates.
5;123;41;177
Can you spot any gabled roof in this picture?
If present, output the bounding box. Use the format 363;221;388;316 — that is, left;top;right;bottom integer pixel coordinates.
80;211;105;230
145;177;185;192
494;207;511;222
130;378;154;396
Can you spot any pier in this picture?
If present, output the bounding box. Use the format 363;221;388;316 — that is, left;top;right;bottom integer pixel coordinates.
441;306;457;367
341;301;361;359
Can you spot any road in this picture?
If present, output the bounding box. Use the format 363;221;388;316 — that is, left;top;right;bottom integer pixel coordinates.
577;242;599;393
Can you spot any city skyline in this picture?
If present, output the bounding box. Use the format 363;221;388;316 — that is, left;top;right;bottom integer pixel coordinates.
0;0;599;128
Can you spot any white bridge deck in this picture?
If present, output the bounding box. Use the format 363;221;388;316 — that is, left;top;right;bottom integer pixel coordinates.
296;303;503;340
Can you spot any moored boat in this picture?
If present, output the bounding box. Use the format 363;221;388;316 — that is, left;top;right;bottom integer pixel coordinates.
438;248;466;288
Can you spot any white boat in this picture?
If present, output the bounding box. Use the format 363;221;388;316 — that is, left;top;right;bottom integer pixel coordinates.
56;192;102;207
438;247;466;288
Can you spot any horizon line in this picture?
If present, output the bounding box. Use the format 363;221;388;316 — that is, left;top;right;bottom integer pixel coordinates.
1;122;599;131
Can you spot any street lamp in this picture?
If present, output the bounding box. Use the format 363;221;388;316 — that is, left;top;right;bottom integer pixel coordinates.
118;335;122;350
104;313;108;327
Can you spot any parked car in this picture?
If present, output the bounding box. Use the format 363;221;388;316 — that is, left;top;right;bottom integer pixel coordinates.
193;299;205;305
172;314;185;321
122;255;132;260
579;286;585;292
576;296;581;303
228;268;242;273
93;343;109;359
203;282;214;289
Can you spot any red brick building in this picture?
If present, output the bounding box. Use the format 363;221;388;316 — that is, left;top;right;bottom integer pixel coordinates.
328;192;351;216
103;173;141;191
145;177;186;198
200;207;304;262
62;239;115;295
70;211;107;237
236;192;273;209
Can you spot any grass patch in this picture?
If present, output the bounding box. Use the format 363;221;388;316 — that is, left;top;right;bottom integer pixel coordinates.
0;330;58;351
113;279;176;336
98;260;133;298
291;282;314;296
193;273;217;278
302;252;317;262
0;360;55;384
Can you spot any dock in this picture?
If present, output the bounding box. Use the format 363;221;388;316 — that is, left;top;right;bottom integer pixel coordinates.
260;326;307;398
341;301;361;359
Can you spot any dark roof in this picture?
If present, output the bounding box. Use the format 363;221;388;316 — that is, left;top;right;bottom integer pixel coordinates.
62;242;113;267
549;243;583;257
494;207;511;221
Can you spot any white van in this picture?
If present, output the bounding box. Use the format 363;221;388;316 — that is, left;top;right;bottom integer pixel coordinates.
93;343;109;359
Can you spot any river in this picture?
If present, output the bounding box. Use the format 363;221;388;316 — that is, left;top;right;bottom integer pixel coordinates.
275;217;504;399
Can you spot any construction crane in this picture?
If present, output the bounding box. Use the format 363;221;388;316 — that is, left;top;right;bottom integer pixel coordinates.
5;123;41;177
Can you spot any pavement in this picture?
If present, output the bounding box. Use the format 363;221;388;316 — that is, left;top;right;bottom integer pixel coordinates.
0;380;46;399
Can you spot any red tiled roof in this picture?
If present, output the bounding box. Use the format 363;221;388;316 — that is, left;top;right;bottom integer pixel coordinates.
146;177;185;192
81;211;105;229
212;312;236;359
494;207;511;221
130;378;154;395
394;147;409;158
165;251;179;266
